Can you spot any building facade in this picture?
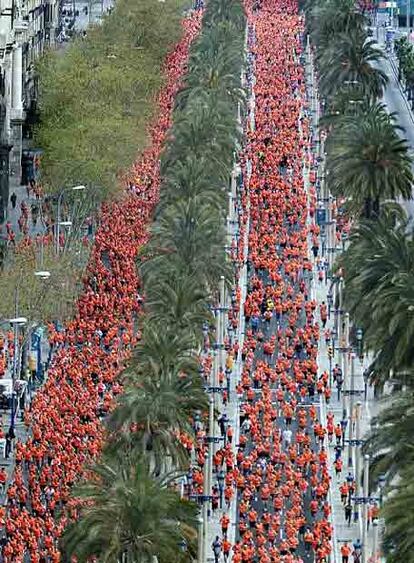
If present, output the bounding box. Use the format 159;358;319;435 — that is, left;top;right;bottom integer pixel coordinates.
0;0;59;220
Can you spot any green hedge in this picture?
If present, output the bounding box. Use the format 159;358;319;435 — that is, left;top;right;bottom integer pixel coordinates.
35;0;190;200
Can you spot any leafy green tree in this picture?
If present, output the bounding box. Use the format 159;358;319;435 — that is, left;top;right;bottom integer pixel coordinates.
61;455;198;563
0;245;84;325
35;0;190;200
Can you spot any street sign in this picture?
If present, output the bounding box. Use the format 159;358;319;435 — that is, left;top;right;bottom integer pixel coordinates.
386;29;396;42
206;386;226;394
316;208;327;225
204;436;224;444
351;496;380;505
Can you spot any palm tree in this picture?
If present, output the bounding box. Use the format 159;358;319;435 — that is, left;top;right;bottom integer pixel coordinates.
177;22;245;111
109;360;208;473
60;0;244;559
203;0;245;28
61;456;198;563
320;85;369;142
158;155;227;215
318;29;387;100
124;321;200;384
363;391;414;486
163;93;240;178
381;463;414;562
339;204;414;385
327;103;413;215
141;198;231;292
144;275;212;342
306;0;367;53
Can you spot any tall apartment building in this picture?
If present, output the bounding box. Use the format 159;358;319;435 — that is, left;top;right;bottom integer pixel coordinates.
0;0;59;220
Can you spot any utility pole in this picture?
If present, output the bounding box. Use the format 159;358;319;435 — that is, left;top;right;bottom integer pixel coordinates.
341;312;350;418
11;286;19;430
407;0;411;35
347;353;355;467
354;401;362;523
362;455;370;563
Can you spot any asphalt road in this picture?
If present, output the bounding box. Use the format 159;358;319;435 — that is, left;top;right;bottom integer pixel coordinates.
375;33;414;218
235;252;319;562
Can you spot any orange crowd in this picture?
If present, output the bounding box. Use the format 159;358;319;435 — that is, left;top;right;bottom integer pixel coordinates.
192;1;336;561
1;13;202;562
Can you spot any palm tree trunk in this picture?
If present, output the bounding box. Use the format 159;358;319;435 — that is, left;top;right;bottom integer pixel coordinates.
372;197;380;218
364;197;372;219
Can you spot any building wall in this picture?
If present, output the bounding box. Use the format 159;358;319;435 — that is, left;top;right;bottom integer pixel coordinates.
0;0;58;213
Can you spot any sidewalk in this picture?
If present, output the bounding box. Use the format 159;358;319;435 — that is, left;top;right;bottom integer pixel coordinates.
305;44;384;563
4;176;44;236
205;29;253;560
0;334;51;504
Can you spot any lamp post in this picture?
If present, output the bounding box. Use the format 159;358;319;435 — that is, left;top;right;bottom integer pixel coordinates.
378;474;386;507
56;221;73;255
56;185;86;255
347;353;356;467
197;514;204;563
341;312;350;419
217;470;225;509
356;327;363;362
372;520;379;563
9;315;27;431
336;276;344;342
354;401;362;522
362;455;370;563
327;288;333;318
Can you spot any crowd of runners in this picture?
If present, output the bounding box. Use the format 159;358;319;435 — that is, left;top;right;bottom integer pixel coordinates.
198;0;344;561
0;0;374;560
0;13;201;562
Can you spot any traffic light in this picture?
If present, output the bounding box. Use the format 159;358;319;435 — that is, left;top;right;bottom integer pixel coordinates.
327;345;334;358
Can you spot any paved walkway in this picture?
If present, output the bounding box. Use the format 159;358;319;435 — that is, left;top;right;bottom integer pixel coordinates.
306;44;384;563
205;25;253;562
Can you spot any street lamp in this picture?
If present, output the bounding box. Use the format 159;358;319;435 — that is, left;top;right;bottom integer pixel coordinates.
56;185;86;254
217;470;225;508
186;469;194;498
378;474;386;506
356;327;363;362
362;454;370;563
57;221;73;255
197;514;204;563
